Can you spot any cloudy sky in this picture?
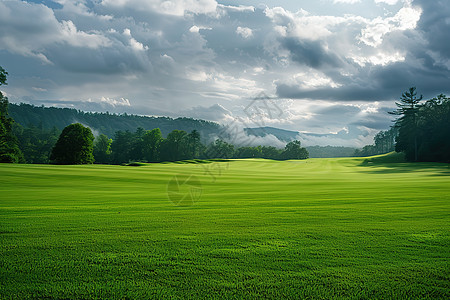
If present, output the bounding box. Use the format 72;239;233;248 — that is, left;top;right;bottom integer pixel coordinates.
1;0;449;146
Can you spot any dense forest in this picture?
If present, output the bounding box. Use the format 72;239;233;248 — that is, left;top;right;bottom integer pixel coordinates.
9;122;309;164
392;89;450;162
44;124;308;164
8;102;221;141
100;127;309;164
355;88;450;162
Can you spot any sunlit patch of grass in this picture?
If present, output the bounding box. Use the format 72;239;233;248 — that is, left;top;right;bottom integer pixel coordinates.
361;151;406;165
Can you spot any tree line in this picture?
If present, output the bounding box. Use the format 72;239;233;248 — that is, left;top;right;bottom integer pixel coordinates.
353;127;398;157
84;126;308;165
355;87;449;162
7;121;310;164
391;88;450;162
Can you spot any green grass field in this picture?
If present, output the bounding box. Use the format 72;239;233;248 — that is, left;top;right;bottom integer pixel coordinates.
1;154;449;299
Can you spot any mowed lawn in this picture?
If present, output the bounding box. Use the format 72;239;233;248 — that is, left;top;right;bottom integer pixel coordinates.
0;155;449;299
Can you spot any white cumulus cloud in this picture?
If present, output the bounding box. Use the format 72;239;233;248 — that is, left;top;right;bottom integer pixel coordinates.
101;0;218;16
236;26;253;39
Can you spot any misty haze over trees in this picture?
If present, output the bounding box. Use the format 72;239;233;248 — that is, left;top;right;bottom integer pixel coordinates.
81;125;309;164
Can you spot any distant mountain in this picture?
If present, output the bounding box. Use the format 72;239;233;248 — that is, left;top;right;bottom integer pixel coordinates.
244;127;299;142
244;126;356;157
8;103;221;141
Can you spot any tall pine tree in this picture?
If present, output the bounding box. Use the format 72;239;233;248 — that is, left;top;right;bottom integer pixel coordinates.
389;87;423;161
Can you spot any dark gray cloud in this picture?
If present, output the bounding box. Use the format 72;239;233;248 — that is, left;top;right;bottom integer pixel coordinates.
277;53;450;102
281;37;342;69
350;106;396;130
276;0;450;102
276;81;394;101
49;43;152;75
413;0;450;61
302;103;390;130
314;104;361;117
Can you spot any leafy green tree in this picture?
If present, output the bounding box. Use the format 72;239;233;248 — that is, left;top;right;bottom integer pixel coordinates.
160;130;188;161
261;146;281;159
0;66;7;85
130;127;145;161
353;145;377;157
235;146;262;158
13;123;59;163
111;130;134;164
0;66;24;163
142;128;162;162
390;87;423;161
187;130;201;158
93;134;112;164
415;94;450;162
281;140;308;160
50;123;94;164
204;139;235;159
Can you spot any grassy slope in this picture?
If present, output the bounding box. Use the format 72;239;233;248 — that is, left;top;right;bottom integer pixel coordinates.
0;154;449;299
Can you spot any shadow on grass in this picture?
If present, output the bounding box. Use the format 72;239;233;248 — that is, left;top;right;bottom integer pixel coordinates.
357;152;450;176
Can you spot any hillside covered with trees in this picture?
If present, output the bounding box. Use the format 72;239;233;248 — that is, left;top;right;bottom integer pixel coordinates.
8;102;221;141
90;126;309;164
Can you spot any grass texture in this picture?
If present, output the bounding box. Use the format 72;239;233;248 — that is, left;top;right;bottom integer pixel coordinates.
0;153;449;299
